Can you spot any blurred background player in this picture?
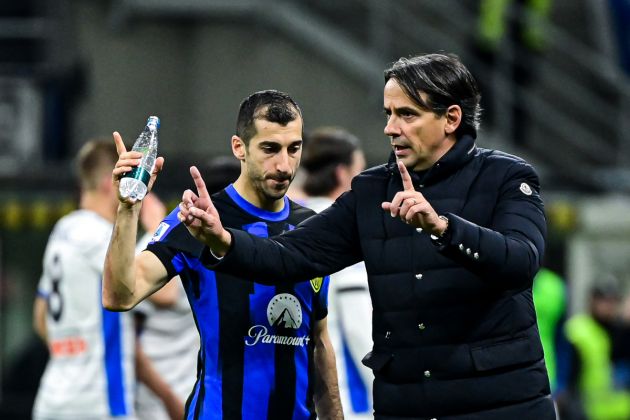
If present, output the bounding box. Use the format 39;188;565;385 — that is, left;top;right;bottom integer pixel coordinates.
559;279;630;420
299;126;372;418
532;266;567;394
32;139;182;419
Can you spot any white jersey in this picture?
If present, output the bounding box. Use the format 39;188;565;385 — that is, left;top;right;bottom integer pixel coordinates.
33;210;136;420
303;197;374;419
133;232;199;420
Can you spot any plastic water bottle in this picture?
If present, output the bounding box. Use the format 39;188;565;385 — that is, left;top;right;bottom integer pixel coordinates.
119;116;160;201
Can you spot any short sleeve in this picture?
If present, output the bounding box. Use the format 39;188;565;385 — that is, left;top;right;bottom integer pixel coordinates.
313;275;330;321
37;272;51;299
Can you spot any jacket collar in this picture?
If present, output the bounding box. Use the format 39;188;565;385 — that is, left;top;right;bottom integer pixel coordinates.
387;134;477;187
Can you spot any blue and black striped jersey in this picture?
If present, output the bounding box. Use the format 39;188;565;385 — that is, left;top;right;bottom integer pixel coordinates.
146;184;330;420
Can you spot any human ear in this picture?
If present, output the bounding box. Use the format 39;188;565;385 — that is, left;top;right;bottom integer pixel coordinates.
232;136;246;161
444;105;462;135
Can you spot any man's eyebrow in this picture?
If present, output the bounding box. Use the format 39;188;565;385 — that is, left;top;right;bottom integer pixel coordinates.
258;139;303;146
386;106;419;115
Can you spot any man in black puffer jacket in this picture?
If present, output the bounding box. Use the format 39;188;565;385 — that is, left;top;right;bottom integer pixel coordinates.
180;53;555;419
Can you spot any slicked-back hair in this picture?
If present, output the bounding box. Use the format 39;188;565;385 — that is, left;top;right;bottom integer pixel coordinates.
76;139;118;191
384;53;482;139
235;90;303;145
302;127;360;197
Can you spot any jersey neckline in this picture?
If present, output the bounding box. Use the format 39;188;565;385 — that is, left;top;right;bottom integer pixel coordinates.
225;184;290;222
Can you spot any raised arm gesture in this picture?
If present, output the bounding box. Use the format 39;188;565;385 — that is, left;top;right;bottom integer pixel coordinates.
103;131;168;311
178;166;232;256
112;131;164;205
381;160;448;236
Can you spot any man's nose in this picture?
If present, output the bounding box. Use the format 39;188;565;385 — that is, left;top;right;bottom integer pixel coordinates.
275;150;291;173
384;116;400;137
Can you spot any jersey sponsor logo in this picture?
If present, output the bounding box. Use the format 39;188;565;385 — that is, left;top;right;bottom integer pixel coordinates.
50;337;87;356
267;293;302;328
245;325;311;347
520;182;532;196
151;222;170;242
245;293;310;347
310;277;323;293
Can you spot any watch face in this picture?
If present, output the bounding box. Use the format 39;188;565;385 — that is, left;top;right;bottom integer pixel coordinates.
437;215;449;237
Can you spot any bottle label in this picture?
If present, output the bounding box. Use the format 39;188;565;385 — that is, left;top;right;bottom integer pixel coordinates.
122;166;151;185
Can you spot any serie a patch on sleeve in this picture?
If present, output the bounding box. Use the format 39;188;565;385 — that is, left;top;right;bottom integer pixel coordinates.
151;222;170;242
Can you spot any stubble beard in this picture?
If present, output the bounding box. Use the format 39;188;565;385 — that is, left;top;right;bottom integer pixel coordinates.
253;174;292;202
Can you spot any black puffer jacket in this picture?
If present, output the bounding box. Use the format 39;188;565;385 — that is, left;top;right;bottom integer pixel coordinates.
206;135;555;419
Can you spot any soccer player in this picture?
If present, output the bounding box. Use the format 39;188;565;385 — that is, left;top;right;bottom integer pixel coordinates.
299;127;373;419
32;140;181;420
103;90;342;419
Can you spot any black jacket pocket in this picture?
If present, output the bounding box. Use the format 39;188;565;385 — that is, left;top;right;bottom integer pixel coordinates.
362;351;393;372
470;336;542;372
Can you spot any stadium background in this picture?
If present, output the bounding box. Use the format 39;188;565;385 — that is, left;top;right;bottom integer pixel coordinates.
0;0;629;417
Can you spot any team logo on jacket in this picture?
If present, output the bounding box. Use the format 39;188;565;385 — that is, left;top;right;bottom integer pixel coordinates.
245;293;310;347
310;277;323;293
520;182;532;196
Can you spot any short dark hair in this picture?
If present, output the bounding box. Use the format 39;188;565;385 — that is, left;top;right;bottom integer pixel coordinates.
301;127;360;196
235;90;303;145
384;53;481;139
75;139;118;190
201;155;242;195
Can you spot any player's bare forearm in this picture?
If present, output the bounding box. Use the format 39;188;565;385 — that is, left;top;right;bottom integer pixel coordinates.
33;297;48;342
103;203;142;310
313;320;343;419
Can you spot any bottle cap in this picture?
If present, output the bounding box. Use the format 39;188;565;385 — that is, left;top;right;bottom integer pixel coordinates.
147;115;160;129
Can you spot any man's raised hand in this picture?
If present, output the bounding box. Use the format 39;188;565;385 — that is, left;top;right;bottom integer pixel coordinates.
381;160;446;235
178;166;232;256
112;131;164;206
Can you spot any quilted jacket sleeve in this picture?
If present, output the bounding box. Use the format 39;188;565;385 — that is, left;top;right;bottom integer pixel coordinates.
201;191;363;285
437;160;547;290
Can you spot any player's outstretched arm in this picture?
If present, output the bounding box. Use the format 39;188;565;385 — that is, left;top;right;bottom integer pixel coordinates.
178;166;232;256
103;132;168;311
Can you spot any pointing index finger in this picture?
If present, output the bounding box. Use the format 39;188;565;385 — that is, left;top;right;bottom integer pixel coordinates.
190;166;210;200
113;132;127;156
397;160;415;191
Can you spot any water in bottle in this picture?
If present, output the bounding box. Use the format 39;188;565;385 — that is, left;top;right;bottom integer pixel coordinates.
119;116;160;201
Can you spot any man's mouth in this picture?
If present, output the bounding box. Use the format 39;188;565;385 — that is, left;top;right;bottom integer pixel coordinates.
393;145;409;151
268;177;291;186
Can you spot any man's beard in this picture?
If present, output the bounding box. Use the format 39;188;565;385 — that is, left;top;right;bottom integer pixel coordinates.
254;173;293;201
